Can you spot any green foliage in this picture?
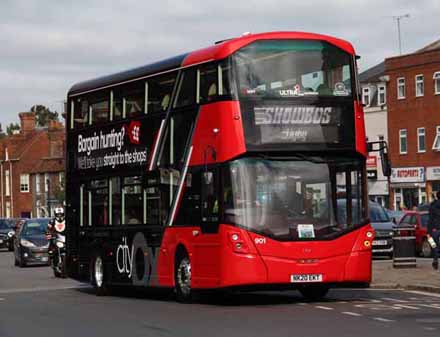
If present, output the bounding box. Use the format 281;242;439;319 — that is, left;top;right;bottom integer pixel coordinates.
6;123;20;135
53;175;65;204
30;105;59;127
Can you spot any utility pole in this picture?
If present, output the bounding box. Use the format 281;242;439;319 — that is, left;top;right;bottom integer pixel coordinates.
392;14;410;55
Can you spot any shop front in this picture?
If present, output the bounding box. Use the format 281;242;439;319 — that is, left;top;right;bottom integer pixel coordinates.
390;167;426;210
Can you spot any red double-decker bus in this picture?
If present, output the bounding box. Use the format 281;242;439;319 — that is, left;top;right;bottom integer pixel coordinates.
66;31;374;301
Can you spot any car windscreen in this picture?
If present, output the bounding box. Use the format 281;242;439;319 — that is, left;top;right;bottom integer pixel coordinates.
370;204;390;222
22;221;48;236
0;219;14;229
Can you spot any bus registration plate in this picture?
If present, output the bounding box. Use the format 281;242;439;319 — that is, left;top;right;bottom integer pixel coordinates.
291;274;323;283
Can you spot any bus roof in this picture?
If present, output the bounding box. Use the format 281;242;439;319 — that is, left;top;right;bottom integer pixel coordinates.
68;31;356;97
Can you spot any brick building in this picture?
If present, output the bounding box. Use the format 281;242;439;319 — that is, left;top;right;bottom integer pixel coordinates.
0;112;65;218
385;39;440;210
359;62;389;207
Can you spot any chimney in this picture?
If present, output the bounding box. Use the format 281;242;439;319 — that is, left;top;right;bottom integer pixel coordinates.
19;112;36;135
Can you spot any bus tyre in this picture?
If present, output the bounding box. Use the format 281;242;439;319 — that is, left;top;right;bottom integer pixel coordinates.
91;254;110;296
175;250;193;303
298;284;329;301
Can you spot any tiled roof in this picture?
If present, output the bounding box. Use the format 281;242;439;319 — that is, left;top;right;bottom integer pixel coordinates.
359;62;385;83
29;157;64;174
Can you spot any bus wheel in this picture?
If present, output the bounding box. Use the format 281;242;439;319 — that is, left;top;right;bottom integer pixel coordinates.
91;254;109;296
175;251;193;303
298;284;329;301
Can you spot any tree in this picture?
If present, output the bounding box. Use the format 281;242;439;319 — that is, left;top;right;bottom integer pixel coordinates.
30;105;59;127
0;123;6;139
6;123;20;135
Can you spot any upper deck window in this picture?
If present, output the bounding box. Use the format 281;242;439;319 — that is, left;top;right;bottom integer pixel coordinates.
147;73;177;114
233;40;353;99
73;98;89;129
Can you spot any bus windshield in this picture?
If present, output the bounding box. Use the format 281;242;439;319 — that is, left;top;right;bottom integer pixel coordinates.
233;39;353;99
223;156;367;241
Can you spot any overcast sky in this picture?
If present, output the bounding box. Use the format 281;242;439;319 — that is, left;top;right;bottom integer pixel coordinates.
0;0;438;126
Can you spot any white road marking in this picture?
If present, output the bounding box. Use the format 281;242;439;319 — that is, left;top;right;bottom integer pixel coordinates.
0;298;4;301
424;327;437;331
368;299;383;303
419;304;440;309
336;301;348;304
393;304;419;310
342;312;362;317
0;284;90;294
373;317;395;323
315;306;334;310
381;297;407;303
406;290;440;298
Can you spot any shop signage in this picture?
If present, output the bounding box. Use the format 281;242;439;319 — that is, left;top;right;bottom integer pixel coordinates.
427;166;440;181
367;156;377;168
390;167;425;183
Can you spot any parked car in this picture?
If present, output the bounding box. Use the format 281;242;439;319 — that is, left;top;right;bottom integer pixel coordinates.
398;211;431;258
0;218;18;251
386;209;405;224
13;218;50;267
417;203;430;212
370;202;395;258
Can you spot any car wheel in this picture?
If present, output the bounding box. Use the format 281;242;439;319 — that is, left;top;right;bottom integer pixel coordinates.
19;255;26;268
91;253;110;296
298;284;330;301
174;250;193;303
421;239;433;258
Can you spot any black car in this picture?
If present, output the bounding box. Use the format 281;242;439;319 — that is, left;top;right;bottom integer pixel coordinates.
370;202;395;258
0;218;17;251
14;218;50;267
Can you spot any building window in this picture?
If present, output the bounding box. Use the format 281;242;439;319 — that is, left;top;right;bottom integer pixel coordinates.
432;126;440;151
415;74;424;97
397;77;405;99
399;129;407;154
5;170;10;196
59;172;64;190
434;72;440;94
378;85;386;105
36;174;41;194
20;174;30;192
44;173;49;192
362;87;370;106
5;201;11;218
417;127;426;153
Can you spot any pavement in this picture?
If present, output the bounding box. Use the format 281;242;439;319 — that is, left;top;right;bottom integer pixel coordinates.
372;258;440;293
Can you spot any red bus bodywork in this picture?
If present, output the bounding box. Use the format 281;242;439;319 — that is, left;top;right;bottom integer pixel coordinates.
67;31;372;294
